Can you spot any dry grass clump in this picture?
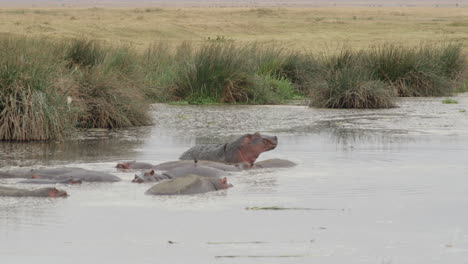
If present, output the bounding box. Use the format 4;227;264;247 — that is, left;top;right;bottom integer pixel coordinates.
0;37;152;141
309;50;395;109
308;43;466;109
168;42;298;104
65;39;152;128
73;67;151;129
368;43;466;97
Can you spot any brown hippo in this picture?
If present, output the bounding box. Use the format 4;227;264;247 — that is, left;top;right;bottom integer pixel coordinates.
145;174;232;195
0;186;68;198
179;133;278;166
0;168;121;182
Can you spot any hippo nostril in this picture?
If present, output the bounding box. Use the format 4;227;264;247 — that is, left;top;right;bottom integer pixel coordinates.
270;137;278;146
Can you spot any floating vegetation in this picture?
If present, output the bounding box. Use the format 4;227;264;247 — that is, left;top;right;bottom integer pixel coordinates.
442;99;459;104
245;206;331;211
215;254;310;258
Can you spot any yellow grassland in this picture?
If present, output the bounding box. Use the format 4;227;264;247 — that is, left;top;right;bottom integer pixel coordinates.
0;7;467;51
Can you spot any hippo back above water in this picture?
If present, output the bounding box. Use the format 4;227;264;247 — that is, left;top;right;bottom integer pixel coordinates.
0;168;121;183
0;186;68;198
179;133;278;165
145;174;232;195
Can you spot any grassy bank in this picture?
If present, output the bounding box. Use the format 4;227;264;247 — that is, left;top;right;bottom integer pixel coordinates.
144;41;465;108
0;35;466;140
308;43;466;108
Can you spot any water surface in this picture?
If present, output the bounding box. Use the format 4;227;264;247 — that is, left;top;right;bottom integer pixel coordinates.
1;95;468;263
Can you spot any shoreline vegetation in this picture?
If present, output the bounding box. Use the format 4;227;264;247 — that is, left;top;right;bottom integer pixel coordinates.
0;7;467;141
0;37;465;141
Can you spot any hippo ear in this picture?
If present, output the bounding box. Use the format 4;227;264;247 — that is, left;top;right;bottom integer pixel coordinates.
150;170;155;175
243;134;254;144
222;177;227;185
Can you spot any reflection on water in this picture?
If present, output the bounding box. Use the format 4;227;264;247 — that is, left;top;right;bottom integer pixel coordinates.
0;128;150;168
1;95;468;264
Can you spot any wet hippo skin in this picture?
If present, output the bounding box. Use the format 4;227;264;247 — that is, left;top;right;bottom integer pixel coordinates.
145;174;232;195
0;168;121;182
179;132;278;165
0;186;68;197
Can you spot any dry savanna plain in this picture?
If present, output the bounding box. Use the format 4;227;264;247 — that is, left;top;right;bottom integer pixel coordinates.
0;6;467;51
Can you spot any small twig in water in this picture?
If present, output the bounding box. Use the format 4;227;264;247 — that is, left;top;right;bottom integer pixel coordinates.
207;241;266;245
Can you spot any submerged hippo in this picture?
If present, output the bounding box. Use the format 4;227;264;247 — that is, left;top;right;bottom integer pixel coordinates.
153;160;242;172
18;178;82;185
253;159;297;169
116;161;154;170
132;170;168;183
164;163;225;178
117;160;242;172
145;174;232;195
179;132;278;165
0;168;121;182
132;161;227;183
0;186;68;198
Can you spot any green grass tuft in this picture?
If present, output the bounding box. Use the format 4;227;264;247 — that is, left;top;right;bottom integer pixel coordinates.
65;39;105;68
367;43;466;97
0;36;152;141
0;37;70;141
442;98;458;104
309;50;395;109
72;67;151;129
172;43;254;104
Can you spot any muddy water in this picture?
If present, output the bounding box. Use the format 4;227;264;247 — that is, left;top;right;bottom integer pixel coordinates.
1;95;468;264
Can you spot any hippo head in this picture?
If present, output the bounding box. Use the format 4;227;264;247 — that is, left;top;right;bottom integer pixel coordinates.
67;179;82;184
235;133;278;164
132;170;164;183
48;188;68;197
210;177;233;190
31;174;41;179
116;161;134;170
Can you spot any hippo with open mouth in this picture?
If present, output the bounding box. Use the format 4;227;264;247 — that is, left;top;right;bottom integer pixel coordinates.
0;186;68;198
179;132;278;166
145;174;233;195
